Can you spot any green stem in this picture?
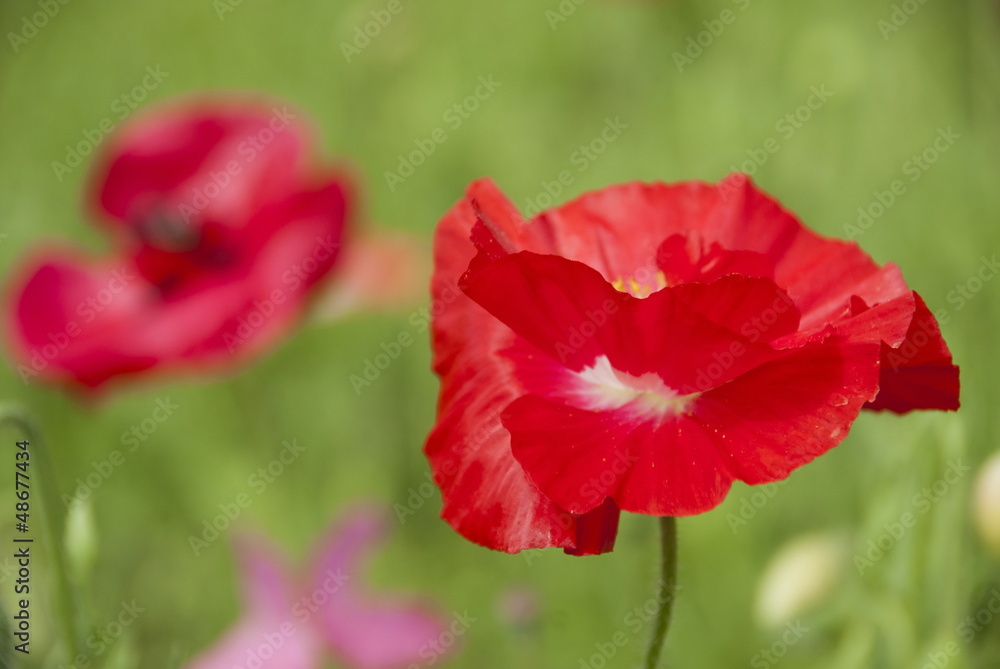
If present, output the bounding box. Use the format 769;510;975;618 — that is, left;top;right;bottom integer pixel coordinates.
643;516;678;669
0;403;87;660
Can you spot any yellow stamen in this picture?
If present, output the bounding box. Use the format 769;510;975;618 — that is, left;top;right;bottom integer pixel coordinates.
611;270;668;298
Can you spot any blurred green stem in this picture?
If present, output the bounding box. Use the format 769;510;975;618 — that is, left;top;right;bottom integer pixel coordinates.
0;403;87;660
643;516;677;669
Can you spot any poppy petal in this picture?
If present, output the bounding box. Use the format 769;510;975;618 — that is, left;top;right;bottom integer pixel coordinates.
96;102;307;231
656;233;775;285
6;254;158;387
309;507;452;669
866;293;960;412
694;339;881;486
533;176;911;327
506;339;880;517
186;536;320;669
428;191;614;554
461;248;623;372
669;276;800;346
463;247;781;391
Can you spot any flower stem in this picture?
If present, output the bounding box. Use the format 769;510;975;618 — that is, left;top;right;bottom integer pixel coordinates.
643;516;678;669
0;403;88;659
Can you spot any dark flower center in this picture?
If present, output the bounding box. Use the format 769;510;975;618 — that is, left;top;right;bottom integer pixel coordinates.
137;208;201;253
132;206;244;298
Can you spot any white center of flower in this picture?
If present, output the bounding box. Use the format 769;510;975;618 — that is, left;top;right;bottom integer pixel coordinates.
571;356;699;417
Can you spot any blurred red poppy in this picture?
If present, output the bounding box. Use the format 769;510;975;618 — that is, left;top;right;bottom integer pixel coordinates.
425;175;959;556
6;99;351;390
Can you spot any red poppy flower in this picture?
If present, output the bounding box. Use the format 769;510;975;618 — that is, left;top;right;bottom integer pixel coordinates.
425;175;959;556
5;99;351;390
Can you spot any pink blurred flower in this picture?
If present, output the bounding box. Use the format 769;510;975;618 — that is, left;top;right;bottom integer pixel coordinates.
187;506;454;669
5;97;351;391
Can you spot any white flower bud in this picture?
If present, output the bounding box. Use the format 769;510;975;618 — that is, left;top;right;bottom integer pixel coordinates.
972;452;1000;555
64;497;98;581
754;532;847;628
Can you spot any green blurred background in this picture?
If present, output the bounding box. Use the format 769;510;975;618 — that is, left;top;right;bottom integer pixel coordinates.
0;0;998;667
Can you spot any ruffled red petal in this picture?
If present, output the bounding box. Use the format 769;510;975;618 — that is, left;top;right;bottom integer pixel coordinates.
6;254;159;387
427;183;617;554
865;293;960;412
462;233;786;390
657;233;776;285
532;176;910;326
693;339;880;485
95;102;306;230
